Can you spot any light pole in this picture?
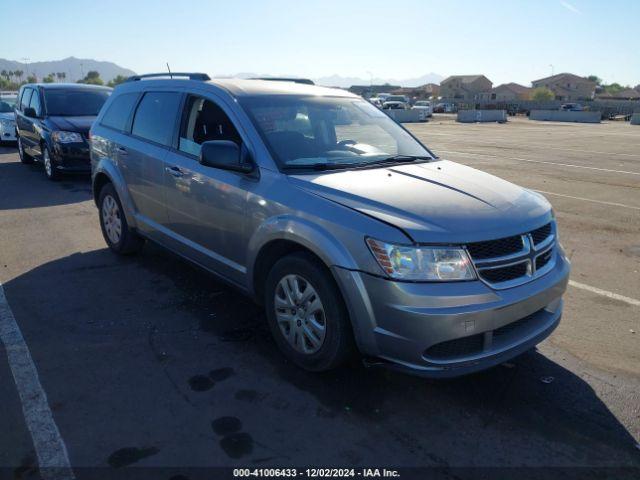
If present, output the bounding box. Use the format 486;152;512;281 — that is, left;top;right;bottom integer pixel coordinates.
549;64;554;76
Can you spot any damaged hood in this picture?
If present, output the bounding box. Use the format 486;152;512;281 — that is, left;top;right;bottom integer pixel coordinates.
289;160;552;243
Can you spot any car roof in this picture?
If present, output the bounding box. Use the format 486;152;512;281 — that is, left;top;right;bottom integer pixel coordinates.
116;77;356;99
21;83;113;91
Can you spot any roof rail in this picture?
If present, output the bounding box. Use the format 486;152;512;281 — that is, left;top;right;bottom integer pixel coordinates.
126;72;211;82
251;77;315;85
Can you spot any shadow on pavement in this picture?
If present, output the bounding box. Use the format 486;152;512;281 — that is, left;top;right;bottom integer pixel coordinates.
0;155;91;210
2;244;639;473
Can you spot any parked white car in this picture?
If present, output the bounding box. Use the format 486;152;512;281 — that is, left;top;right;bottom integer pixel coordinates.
0;93;18;144
412;100;433;117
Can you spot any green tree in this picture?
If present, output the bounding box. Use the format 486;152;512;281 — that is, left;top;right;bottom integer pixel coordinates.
107;75;128;87
27;75;37;83
1;70;8;82
586;75;602;85
531;87;555;102
603;83;626;95
78;70;104;85
14;70;24;82
43;75;55;83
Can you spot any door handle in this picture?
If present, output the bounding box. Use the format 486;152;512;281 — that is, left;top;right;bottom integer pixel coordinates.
116;146;128;155
165;166;184;177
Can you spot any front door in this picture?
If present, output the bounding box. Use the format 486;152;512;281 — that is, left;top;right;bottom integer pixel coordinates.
162;95;251;284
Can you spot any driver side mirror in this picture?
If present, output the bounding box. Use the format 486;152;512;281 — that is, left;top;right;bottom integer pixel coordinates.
24;107;38;118
199;140;254;174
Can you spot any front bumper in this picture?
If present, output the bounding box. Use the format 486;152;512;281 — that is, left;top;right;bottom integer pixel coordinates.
51;141;91;173
333;247;570;378
0;123;17;142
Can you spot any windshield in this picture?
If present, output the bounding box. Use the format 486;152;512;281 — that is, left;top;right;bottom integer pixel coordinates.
44;89;110;116
239;95;433;171
0;98;16;113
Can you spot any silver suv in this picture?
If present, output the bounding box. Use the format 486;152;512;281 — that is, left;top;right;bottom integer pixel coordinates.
90;73;570;377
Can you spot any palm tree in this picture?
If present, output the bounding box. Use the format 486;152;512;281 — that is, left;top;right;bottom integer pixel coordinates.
50;72;56;82
8;70;14;82
1;70;7;82
14;70;24;83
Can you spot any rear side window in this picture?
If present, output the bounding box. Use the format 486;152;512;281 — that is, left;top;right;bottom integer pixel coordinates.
131;92;181;146
20;89;33;111
101;93;139;132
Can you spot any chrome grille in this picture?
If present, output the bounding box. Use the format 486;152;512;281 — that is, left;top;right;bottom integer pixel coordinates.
467;222;555;289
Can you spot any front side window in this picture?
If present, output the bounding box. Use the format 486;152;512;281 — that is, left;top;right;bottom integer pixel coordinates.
131;92;181;146
239;95;432;171
44;89;110;116
101;93;139;132
178;96;242;156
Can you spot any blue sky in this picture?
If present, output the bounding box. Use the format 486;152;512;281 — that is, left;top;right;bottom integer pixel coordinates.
1;0;638;86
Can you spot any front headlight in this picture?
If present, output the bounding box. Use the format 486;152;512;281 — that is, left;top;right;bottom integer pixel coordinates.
366;238;476;281
52;131;83;143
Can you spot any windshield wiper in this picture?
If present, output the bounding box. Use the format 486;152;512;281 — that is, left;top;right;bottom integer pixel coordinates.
282;155;431;172
282;163;355;171
357;154;432;168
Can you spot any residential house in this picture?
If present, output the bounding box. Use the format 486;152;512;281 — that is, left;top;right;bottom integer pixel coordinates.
348;84;400;97
531;73;596;101
596;88;640;100
439;75;492;101
390;83;441;100
482;83;532;101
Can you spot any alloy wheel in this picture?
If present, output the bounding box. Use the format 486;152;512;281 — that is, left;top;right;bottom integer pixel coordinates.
102;195;122;245
43;149;53;177
274;274;326;354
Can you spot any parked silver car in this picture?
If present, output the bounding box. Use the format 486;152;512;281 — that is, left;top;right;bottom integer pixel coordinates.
90;73;570;377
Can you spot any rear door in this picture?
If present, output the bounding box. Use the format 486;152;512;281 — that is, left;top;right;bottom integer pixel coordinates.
15;88;36;152
118;90;182;234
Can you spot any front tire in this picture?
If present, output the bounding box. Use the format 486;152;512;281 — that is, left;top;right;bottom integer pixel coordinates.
42;145;61;181
98;183;144;255
265;252;354;371
17;137;34;164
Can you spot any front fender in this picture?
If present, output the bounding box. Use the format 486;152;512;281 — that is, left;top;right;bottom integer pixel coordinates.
246;214;359;294
92;159;137;229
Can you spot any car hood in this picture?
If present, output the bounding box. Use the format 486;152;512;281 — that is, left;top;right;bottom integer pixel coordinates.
288;160;552;244
48;116;96;134
0;112;14;121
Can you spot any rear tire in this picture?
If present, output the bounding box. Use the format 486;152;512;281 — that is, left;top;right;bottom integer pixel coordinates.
265;252;354;371
98;183;144;255
17;137;33;164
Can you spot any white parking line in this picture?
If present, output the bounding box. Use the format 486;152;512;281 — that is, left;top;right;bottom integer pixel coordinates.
533;190;640;211
569;281;640;307
437;149;640;176
0;283;75;480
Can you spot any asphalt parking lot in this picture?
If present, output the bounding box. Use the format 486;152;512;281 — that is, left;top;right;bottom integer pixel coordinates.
1;116;639;478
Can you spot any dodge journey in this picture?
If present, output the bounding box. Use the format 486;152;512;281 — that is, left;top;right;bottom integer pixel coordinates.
90;73;570;377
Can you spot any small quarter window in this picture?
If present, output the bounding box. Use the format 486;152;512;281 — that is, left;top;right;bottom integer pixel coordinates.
20;89;33;111
101;93;139;132
28;90;42;117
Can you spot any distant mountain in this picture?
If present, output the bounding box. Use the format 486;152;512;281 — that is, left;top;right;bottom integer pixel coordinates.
0;57;136;82
313;73;444;88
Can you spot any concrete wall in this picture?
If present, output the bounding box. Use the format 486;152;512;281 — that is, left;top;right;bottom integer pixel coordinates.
457;110;507;123
631;114;640;125
385;109;424;123
529;110;601;123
